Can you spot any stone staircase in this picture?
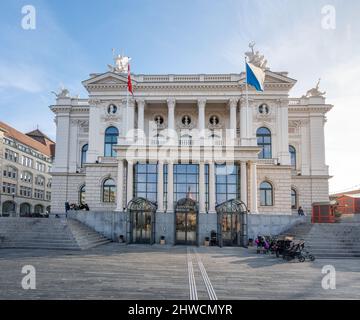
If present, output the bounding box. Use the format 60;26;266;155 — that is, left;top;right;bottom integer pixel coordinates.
0;217;111;250
279;215;360;259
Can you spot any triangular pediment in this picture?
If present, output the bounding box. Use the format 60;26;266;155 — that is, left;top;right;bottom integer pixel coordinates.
240;70;297;85
264;71;297;84
82;72;134;87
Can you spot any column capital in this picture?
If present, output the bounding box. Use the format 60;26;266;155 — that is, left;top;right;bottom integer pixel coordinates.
167;98;176;108
123;98;136;108
228;98;239;108
197;98;207;108
136;99;145;108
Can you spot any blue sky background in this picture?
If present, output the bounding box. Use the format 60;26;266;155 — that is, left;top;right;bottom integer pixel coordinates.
0;0;359;193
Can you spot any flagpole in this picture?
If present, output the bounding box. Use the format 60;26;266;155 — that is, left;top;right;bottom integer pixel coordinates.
244;56;249;144
126;86;129;134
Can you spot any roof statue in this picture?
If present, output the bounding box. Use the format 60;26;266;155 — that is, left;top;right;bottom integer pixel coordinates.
108;48;131;73
51;87;70;98
245;42;268;71
304;78;326;98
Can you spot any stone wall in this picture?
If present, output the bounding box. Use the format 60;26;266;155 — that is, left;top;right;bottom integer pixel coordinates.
51;173;86;213
85;164;118;212
247;214;306;240
257;165;292;215
291;176;329;215
69;210;305;245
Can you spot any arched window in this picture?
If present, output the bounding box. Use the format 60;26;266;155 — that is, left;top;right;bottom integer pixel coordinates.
291;188;297;209
289;145;296;168
79;185;86;205
81;144;88;166
20;203;31;216
260;181;273;206
21;171;32;183
34;204;44;214
257;127;272;159
103;179;116;203
104;126;119;157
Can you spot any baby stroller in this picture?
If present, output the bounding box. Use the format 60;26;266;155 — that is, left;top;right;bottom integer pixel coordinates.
282;240;307;262
255;236;270;254
273;239;293;258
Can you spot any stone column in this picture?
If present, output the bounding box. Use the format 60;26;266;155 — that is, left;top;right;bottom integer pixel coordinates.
126;160;133;204
115;159;124;211
277;99;290;165
240;161;247;206
208;161;216;213
157;161;164;212
239;98;256;146
54;109;71;171
167;98;175;131
199;161;206;213
137;99;145;133
167;161;174;212
229;98;238;141
250;161;258;213
300;120;310;175
126;99;135;135
198;98;206;138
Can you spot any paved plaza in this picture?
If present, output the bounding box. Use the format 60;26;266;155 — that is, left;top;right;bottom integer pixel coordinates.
0;244;359;300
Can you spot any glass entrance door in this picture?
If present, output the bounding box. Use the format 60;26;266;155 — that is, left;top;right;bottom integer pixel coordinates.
221;213;240;246
132;211;152;244
176;211;197;245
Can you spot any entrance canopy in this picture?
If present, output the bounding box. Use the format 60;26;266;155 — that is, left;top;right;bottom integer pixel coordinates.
215;199;248;214
127;197;157;212
175;197;198;213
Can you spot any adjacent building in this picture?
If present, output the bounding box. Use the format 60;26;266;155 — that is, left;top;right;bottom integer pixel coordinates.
0;122;55;216
50;49;332;245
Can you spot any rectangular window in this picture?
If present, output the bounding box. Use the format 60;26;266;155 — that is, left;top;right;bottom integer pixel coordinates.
134;163;158;203
215;164;240;205
174;164;199;203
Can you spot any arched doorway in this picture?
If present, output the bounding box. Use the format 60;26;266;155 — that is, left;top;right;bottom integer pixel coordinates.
127;197;157;244
34;204;44;214
20;203;31;217
215;199;248;247
175;197;198;245
2;201;16;216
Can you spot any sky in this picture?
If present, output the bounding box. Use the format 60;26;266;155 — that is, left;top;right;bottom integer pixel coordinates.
0;0;359;193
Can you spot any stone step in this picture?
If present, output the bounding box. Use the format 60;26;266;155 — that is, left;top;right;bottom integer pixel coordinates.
0;217;111;250
278;221;360;258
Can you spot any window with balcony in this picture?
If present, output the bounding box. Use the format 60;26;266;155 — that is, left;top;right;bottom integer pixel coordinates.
104;126;119;157
289;145;296;168
257;127;272;159
81;144;88;167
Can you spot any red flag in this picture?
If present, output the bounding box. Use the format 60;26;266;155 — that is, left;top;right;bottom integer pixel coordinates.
127;63;133;95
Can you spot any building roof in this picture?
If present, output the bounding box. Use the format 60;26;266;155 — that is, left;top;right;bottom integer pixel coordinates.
26;129;54;143
0;121;55;158
331;189;360;198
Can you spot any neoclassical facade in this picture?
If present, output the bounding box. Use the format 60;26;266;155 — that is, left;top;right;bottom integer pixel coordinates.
50;55;332;245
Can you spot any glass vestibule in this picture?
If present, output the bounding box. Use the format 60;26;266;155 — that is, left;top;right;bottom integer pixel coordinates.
215;199;248;247
127;197;157;244
175;197;198;245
